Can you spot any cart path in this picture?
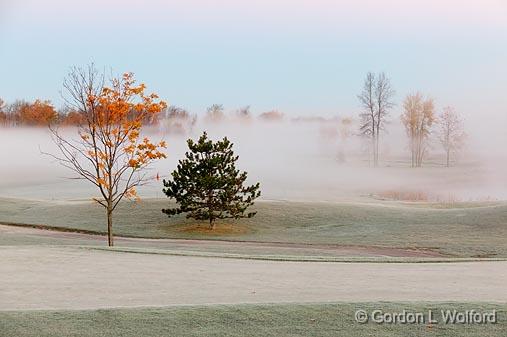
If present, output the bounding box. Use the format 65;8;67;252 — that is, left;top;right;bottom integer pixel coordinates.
1;246;506;310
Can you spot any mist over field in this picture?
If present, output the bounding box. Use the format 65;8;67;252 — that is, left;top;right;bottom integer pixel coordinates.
1;115;506;202
3;2;507;336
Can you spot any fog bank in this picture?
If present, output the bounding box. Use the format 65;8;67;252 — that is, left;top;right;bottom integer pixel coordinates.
0;119;506;202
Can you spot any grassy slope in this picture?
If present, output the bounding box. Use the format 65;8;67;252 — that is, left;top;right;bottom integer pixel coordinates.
1;198;507;257
1;303;505;337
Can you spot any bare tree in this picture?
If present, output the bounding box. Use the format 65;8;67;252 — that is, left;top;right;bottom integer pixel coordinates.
358;73;375;162
358;72;395;166
0;98;5;125
438;106;466;167
163;105;196;134
401;93;435;167
339;117;353;142
5;100;28;126
205;104;225;122
374;73;395;163
337;117;353;163
236;105;251;120
46;64;167;246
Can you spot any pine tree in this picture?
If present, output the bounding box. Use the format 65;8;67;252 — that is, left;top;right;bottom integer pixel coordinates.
162;132;261;229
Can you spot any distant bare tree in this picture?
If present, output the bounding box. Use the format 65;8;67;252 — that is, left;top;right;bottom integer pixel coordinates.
166;105;189;119
438;106;466;167
236;105;251;120
358;72;395;167
336;117;353;163
358;73;375;159
5;100;28;127
339;117;353;143
0;98;5;125
163;105;196;134
205;104;225;122
401;93;435;167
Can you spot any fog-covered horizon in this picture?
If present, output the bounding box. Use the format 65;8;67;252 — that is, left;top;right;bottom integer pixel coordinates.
1;116;506;202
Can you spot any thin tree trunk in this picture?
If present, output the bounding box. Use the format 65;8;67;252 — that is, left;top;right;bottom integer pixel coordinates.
209;218;215;230
412;141;415;168
372;133;377;167
416;134;422;167
446;148;450;167
371;121;376;167
107;205;113;247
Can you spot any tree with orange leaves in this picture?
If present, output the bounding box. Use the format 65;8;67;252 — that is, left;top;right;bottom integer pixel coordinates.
401;93;435;168
19;99;57;126
58;107;86;126
47;65;167;246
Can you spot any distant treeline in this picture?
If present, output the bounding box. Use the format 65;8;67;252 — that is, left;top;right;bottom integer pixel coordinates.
0;99;291;128
0;98;161;127
0;99;70;126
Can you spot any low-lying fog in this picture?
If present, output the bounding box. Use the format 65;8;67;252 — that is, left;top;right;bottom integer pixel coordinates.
1;118;506;202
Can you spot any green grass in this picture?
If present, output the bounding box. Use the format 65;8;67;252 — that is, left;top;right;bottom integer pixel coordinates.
1;197;507;257
1;302;505;337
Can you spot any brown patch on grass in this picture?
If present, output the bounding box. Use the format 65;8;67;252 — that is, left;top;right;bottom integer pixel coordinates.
177;222;249;235
376;189;464;203
377;190;430;202
377;189;500;204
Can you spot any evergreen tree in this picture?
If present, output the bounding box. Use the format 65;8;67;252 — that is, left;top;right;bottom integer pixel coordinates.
162;132;260;229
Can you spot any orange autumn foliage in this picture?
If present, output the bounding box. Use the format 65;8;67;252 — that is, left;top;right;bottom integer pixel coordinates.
49;68;167;246
78;72;167;194
60;110;86;125
19;99;57;126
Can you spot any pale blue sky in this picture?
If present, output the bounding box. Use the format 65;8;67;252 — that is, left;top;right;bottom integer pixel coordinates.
1;0;506;121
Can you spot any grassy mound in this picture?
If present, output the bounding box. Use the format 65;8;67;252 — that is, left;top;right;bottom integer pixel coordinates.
1;198;507;257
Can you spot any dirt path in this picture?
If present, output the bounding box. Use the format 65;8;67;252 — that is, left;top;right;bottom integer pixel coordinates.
1;245;506;310
0;223;443;258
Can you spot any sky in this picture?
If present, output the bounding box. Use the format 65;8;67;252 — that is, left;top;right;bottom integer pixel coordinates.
1;0;506;121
